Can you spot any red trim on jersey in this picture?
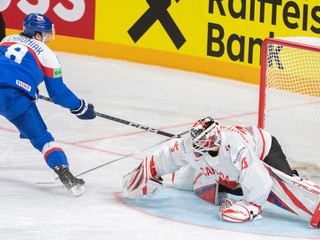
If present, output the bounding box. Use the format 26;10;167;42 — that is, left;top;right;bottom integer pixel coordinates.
42;65;55;78
44;147;63;159
1;41;43;69
258;127;266;160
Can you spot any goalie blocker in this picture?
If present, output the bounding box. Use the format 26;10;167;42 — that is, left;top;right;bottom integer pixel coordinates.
122;156;163;199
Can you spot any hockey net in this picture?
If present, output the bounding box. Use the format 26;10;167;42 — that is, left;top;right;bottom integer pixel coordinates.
259;37;320;177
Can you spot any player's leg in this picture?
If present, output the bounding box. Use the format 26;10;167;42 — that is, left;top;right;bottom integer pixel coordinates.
172;165;220;203
173;165;243;205
11;102;85;195
1;88;85;196
11;101;67;168
218;184;243;196
265;163;320;228
264;137;320;228
263;136;297;176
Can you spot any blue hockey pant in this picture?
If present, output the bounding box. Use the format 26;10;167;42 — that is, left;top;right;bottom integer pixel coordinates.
0;86;69;169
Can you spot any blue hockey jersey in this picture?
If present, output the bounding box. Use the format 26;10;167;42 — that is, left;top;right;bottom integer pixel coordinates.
0;34;80;110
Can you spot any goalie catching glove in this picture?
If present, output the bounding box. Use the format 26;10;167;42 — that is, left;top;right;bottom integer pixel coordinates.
219;199;262;223
122;156;163;199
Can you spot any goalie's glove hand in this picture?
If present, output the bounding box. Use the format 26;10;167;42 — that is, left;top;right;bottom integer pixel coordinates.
122;156;163;199
70;99;96;120
219;200;262;223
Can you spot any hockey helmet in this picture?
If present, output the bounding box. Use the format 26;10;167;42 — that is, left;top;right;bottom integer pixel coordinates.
22;13;55;41
190;116;221;154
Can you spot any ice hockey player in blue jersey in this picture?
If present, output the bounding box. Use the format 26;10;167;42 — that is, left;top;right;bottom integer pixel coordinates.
0;13;96;196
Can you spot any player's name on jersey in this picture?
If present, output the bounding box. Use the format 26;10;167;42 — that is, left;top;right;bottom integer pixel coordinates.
5;35;44;55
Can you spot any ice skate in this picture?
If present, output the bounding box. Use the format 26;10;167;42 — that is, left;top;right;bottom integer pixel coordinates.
54;165;86;196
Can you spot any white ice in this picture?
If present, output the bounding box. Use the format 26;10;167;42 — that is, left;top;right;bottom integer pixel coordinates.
0;52;318;240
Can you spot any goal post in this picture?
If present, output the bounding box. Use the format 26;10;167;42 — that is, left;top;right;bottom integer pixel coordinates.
258;37;320;177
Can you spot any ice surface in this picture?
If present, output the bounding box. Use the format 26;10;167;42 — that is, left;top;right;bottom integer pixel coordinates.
0;52;318;240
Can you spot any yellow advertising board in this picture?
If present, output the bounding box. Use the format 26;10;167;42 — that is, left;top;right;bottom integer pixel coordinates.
94;0;320;83
4;0;320;84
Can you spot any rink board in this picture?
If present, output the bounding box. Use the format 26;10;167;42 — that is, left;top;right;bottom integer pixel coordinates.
118;188;320;239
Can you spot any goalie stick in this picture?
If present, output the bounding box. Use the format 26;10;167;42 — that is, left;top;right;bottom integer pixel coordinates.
36;130;188;184
74;130;188;178
38;95;181;137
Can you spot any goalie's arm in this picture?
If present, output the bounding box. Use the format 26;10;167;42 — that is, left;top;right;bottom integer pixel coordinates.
219;145;273;223
122;137;191;199
152;137;192;176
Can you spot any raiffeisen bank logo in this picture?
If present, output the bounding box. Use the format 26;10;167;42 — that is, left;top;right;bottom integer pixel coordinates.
207;0;320;65
128;0;186;50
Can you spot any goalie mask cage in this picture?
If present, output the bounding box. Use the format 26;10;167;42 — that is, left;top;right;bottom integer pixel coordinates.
258;37;320;177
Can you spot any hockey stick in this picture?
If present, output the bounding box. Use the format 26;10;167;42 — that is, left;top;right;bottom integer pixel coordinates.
74;129;188;178
36;129;189;184
38;95;180;137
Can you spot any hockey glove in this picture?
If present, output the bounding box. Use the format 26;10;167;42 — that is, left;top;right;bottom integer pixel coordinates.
31;88;39;102
70;99;96;120
122;156;163;199
219;200;262;223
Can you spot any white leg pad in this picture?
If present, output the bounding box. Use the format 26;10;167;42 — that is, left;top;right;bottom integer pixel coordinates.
193;172;219;205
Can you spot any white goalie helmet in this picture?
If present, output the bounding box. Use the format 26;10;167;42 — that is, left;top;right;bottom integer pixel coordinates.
190;117;221;154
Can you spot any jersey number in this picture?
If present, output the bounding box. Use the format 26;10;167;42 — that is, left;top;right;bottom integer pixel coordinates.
5;44;28;64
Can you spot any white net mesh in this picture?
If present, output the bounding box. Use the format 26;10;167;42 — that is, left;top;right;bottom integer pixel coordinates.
260;37;320;177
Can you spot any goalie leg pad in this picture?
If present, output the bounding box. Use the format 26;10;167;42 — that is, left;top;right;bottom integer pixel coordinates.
310;201;320;229
266;164;320;223
122;156;163;199
219;200;262;223
193;173;219;205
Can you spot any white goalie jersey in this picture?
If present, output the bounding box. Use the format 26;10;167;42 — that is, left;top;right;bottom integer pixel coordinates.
123;122;320;227
152;125;273;207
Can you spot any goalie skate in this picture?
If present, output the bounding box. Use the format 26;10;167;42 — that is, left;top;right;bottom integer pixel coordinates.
54;165;86;197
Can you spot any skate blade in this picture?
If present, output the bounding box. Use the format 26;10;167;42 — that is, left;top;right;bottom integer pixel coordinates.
68;184;86;197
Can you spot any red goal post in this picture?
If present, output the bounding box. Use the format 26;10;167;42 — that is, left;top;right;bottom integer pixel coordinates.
258;37;320;177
